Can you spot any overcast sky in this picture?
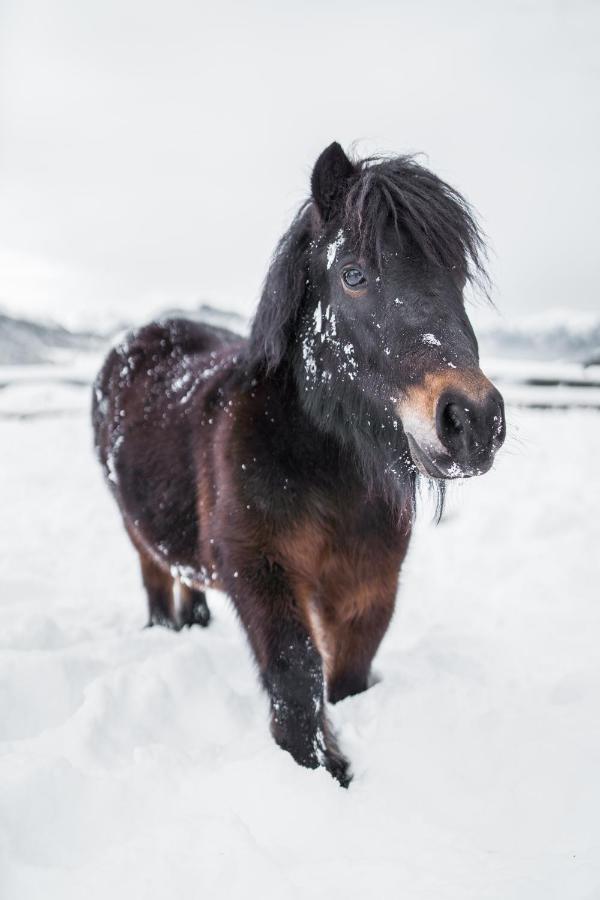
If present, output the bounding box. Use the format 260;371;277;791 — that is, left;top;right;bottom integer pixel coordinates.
1;0;599;327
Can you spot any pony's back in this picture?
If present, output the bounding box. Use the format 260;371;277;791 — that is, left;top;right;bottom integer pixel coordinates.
92;317;242;471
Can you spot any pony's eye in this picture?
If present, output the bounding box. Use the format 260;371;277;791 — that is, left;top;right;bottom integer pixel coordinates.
342;267;367;289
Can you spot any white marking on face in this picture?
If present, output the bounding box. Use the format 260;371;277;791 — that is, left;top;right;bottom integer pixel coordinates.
422;333;441;347
394;398;444;459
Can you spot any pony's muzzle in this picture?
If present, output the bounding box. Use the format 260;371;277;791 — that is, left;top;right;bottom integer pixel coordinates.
395;369;506;479
434;385;505;474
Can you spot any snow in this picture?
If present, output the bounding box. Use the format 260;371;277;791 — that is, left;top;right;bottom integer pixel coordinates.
326;229;345;270
313;301;323;335
1;363;600;898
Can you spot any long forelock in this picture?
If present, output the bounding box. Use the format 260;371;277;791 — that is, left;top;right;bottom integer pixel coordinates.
341;155;489;296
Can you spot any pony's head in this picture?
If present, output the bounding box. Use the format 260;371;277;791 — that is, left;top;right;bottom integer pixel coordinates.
249;142;505;490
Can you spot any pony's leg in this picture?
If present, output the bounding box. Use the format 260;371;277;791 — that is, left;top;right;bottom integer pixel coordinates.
326;599;395;704
139;553;178;629
178;584;211;628
222;557;350;787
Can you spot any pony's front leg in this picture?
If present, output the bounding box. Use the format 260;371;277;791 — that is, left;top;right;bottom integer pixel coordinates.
326;596;396;704
263;617;351;786
223;556;351;787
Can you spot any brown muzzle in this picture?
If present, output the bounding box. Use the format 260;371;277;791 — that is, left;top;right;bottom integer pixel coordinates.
395;368;505;479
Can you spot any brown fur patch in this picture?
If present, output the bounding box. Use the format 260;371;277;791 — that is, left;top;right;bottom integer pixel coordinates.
273;515;409;686
396;367;496;421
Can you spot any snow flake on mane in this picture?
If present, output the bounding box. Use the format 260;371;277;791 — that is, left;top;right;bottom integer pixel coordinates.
326;229;345;270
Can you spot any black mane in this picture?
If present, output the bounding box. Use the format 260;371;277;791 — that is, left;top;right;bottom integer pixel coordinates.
248;152;488;372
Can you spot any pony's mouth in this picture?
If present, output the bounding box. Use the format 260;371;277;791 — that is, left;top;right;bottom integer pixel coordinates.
406;434;484;480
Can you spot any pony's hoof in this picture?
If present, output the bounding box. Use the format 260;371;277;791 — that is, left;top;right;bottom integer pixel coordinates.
190;599;211;627
324;748;352;788
182;597;211;628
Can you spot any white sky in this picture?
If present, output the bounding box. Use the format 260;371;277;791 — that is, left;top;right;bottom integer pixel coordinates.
1;0;599;327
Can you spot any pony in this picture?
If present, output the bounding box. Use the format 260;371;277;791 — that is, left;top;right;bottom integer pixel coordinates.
93;142;505;786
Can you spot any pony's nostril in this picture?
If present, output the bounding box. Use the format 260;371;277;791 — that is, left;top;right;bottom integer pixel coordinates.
491;396;506;446
443;403;464;436
437;400;468;450
436;388;506;466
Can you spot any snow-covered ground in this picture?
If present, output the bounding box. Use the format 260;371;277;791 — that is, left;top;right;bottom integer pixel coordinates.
1;338;600;898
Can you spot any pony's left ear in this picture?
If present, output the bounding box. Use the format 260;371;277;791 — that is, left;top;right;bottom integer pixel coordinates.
311;142;355;222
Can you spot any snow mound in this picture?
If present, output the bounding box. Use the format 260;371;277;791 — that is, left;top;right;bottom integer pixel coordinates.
1;398;600;897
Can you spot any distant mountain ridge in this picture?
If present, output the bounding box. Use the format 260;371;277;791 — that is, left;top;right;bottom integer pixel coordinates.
0;311;105;365
1;303;599;367
0;304;248;365
477;314;600;366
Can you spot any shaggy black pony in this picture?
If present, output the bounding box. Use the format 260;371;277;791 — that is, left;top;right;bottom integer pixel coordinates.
93;142;505;786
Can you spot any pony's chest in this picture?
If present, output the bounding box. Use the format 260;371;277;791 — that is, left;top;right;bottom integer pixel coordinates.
273;492;407;583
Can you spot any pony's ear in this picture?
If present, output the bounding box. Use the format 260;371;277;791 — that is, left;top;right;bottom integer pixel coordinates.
311;142;355;222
